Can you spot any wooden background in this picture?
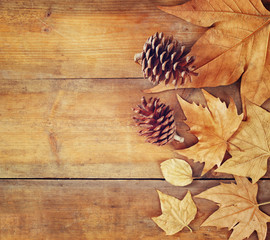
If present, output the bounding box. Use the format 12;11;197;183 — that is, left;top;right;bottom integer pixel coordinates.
0;0;269;239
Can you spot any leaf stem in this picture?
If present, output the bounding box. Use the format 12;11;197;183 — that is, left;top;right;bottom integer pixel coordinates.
171;208;192;232
134;52;142;63
257;201;270;207
186;225;193;232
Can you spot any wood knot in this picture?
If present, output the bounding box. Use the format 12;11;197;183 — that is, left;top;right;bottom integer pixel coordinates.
48;132;61;164
42;26;51;33
46;9;52;17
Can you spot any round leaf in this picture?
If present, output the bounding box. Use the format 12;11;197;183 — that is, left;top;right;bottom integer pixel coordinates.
161;158;193;186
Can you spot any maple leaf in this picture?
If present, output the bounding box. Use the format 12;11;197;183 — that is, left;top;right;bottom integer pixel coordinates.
216;100;270;183
147;0;270;106
160;158;193;186
196;176;270;240
176;90;243;174
152;190;197;235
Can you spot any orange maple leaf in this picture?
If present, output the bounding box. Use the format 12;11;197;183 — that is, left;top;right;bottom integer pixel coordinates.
196;176;270;240
148;0;270;106
217;100;270;183
176;90;243;175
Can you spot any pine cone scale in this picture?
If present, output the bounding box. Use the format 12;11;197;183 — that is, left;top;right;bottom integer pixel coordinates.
156;115;164;124
161;125;170;134
153;125;162;131
167;132;175;142
151;131;161;138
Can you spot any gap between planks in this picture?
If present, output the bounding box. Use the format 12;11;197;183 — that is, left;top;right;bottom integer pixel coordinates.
0;177;270;181
0;77;144;81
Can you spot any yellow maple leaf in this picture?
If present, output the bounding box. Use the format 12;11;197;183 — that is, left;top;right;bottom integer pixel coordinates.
152;190;197;235
147;0;270;106
176;90;243;175
216;100;270;183
196;176;270;240
160;158;193;186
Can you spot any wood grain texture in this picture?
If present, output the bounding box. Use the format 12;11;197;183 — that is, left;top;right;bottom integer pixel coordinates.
0;0;204;80
0;78;257;178
0;78;174;178
1;1;270;239
0;179;269;240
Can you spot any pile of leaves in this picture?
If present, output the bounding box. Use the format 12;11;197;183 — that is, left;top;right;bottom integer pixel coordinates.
133;0;270;239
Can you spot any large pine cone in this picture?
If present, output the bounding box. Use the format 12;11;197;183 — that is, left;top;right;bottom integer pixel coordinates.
134;32;197;86
132;97;176;146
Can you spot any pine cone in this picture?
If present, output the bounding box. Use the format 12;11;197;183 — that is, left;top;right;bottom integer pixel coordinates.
132;97;178;146
134;32;197;86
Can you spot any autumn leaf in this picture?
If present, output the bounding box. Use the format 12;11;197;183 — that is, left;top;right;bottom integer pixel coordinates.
152;190;197;235
196;176;270;240
160;158;193;186
176;90;243;175
148;0;270;106
216;100;270;183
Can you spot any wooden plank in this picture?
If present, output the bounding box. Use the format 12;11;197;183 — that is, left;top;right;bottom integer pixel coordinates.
0;78;268;178
0;179;269;239
0;78;258;178
0;78;175;178
0;0;204;80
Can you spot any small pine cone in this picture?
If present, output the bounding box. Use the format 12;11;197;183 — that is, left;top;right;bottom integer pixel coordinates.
132;97;177;146
134;32;198;86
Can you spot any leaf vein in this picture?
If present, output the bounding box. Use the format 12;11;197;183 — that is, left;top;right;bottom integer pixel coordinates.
248;0;262;15
208;0;216;11
196;20;270;71
221;0;234;12
229;153;269;167
249;104;269;152
207;205;255;223
232;0;243;13
232;135;268;153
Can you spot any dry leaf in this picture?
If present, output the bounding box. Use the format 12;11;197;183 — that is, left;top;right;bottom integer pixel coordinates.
148;0;270;106
152;190;197;235
161;158;193;186
196;176;270;240
216;100;270;183
176;90;243;174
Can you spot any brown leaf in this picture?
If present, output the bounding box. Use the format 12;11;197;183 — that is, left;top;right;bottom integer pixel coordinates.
148;0;270;106
196;176;270;240
152;190;197;235
216;100;270;183
176;90;243;175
